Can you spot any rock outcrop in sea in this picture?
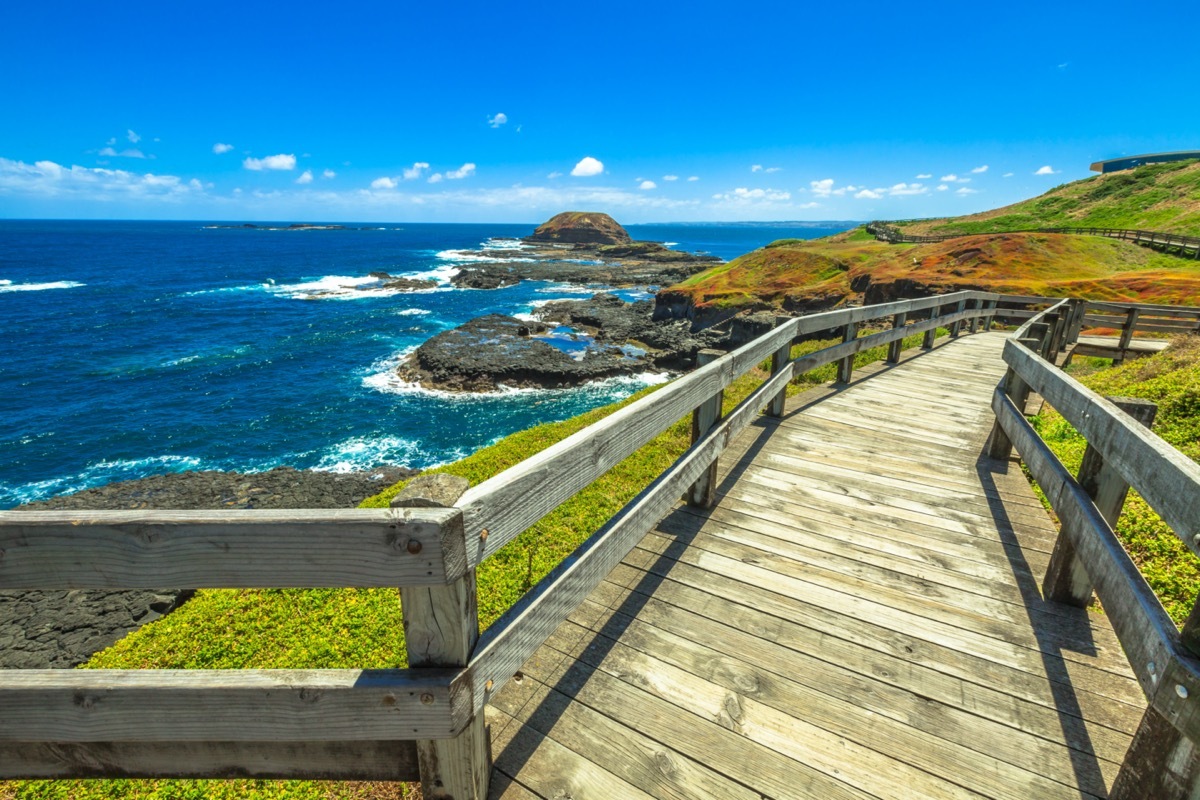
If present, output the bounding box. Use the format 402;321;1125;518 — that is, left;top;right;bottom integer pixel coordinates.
527;211;633;245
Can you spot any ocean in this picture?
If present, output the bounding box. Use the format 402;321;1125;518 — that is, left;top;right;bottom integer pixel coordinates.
0;219;853;508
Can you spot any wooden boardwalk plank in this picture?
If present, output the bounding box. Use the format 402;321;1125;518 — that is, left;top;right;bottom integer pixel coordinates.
488;332;1144;799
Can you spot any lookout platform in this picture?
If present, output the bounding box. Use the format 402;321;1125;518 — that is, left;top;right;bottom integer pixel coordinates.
487;333;1143;800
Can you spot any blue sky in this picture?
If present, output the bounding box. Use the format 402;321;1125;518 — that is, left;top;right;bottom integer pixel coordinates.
1;0;1196;223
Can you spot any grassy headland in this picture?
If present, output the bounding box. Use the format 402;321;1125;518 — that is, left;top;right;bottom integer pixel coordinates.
662;161;1200;321
897;159;1200;237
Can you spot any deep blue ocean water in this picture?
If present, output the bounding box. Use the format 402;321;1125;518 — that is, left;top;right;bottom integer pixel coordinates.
0;220;853;508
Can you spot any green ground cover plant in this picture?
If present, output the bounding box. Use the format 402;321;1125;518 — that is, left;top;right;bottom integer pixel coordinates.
3;328;933;800
1031;335;1200;623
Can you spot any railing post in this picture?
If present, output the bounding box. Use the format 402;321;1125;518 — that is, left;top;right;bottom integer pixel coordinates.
688;348;725;508
767;317;792;418
394;477;489;800
886;312;908;364
950;298;967;338
987;364;1031;461
1065;299;1086;345
922;304;939;350
1115;306;1140;365
1042;398;1157;607
982;298;997;331
967;299;980;334
836;321;858;383
1110;703;1200;800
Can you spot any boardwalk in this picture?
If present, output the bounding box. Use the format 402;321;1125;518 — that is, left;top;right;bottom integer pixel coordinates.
487;332;1145;800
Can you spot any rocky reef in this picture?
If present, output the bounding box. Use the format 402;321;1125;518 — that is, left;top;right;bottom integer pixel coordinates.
397;295;728;393
396;313;650;392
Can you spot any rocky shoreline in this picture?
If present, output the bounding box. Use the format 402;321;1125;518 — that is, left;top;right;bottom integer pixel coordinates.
1;466;415;669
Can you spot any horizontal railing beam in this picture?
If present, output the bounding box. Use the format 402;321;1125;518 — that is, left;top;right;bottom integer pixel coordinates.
0;507;466;589
0;739;420;781
0;668;466;742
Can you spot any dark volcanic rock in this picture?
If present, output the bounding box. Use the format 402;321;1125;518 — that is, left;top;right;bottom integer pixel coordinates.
538;293;726;370
3;466;417;669
527;211;632;245
450;268;520;289
398;314;647;392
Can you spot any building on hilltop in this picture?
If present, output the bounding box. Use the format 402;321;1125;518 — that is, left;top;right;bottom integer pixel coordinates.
1090;150;1200;173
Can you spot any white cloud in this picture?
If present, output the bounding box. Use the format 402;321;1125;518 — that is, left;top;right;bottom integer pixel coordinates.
1002;172;1014;178
0;157;203;202
370;176;398;189
243;154;296;171
296;169;313;184
127;129;141;144
322;169;336;179
810;178;835;197
445;163;476;180
751;165;763;172
98;147;146;159
571;156;604;177
750;165;781;174
855;189;883;199
916;173;933;179
764;166;781;173
937;184;949;191
547;171;563;179
428;173;445;184
663;174;678;181
956;186;979;195
888;182;928;196
1035;165;1059;175
712;187;791;202
403;162;430;180
971;165;989;173
639;180;657;190
106;138;116;146
212;143;234;154
487;112;508;128
940;174;958;182
687;175;699;181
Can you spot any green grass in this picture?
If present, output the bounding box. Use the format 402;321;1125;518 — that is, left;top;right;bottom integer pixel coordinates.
901;159;1200;238
1030;335;1200;623
3;327;937;800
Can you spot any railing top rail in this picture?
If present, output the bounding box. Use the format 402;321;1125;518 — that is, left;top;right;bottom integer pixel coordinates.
0;506;466;589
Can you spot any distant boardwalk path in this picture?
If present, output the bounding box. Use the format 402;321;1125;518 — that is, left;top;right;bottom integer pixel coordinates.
487;332;1143;799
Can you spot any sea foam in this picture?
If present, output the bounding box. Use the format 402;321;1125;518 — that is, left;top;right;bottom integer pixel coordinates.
0;279;85;293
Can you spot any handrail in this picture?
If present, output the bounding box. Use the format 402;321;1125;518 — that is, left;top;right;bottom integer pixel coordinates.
867;221;1200;257
989;301;1200;795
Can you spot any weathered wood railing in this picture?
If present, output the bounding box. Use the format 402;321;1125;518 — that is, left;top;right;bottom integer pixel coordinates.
988;302;1200;799
0;290;1004;798
868;221;1200;258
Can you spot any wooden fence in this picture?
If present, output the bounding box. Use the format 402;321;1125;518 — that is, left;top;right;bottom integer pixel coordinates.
867;221;1200;259
988;301;1200;798
3;288;1198;797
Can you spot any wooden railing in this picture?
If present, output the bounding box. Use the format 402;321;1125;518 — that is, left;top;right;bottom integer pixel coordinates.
0;290;1005;797
988;302;1200;799
867;221;1200;259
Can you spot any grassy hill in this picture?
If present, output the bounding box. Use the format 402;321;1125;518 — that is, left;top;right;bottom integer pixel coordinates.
898;159;1200;237
665;161;1200;321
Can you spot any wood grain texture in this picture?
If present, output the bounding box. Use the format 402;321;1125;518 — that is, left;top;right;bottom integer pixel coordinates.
0;506;465;589
0;668;465;742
